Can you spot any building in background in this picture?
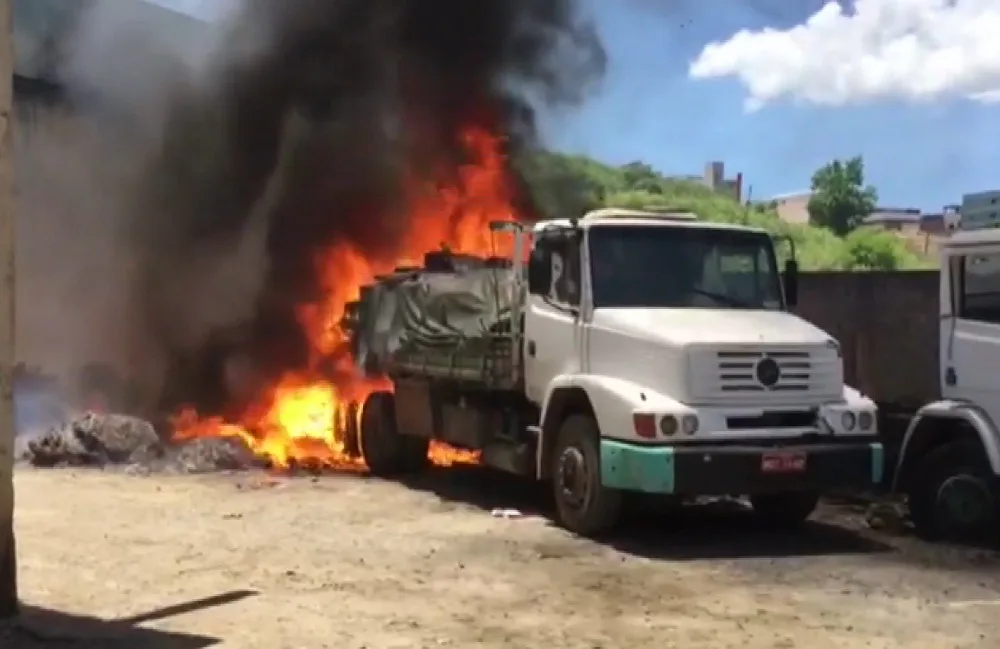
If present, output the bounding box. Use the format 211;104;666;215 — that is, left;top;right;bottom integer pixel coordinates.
863;207;922;233
665;161;743;202
920;205;960;235
860;207;957;257
701;161;743;202
944;204;961;230
768;190;812;224
960;190;1000;230
13;0;207;136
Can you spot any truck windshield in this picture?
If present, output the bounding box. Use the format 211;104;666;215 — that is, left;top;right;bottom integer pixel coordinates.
588;225;784;309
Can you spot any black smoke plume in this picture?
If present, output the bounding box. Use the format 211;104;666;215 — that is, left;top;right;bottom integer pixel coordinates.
131;0;605;416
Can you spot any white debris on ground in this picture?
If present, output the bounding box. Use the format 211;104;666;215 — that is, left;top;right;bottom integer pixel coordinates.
167;436;261;474
490;508;523;519
16;411;260;474
18;412;162;467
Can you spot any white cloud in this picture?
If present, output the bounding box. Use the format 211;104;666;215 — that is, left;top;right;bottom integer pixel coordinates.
688;0;1000;110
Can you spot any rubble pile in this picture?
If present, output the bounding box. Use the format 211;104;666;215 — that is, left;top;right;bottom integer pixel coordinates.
20;412;161;467
168;437;263;474
17;412;260;474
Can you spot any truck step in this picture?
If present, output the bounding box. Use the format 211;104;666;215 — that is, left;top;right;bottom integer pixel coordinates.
482;440;535;477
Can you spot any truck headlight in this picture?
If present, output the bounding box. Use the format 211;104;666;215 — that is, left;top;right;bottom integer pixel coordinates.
841;411;856;431
858;411;874;431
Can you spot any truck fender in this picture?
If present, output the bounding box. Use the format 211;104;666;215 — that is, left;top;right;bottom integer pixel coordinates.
891;399;1000;492
534;374;681;478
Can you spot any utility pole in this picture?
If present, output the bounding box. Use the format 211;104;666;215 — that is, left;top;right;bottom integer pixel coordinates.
0;0;17;618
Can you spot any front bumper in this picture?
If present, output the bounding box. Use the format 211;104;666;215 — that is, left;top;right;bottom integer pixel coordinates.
600;438;884;496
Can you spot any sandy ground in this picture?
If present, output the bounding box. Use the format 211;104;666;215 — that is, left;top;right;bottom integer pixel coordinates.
4;466;1000;648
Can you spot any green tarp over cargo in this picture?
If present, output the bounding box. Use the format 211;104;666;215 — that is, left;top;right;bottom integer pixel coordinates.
349;257;521;384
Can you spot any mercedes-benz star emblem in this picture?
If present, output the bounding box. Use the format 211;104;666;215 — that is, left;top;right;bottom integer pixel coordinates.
755;357;781;388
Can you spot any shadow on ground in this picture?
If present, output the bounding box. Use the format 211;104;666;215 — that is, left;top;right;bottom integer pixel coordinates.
396;465;894;561
608;501;892;561
0;590;257;648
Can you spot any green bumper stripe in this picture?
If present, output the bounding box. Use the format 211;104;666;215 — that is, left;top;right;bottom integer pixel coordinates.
600;439;675;494
870;442;884;485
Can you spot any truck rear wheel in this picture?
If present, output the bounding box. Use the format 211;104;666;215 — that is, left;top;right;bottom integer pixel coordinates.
750;491;819;529
906;440;999;543
360;391;429;476
551;414;622;537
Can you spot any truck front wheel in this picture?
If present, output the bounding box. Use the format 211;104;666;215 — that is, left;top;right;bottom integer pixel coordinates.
360;391;429;477
906;440;999;543
551;414;622;537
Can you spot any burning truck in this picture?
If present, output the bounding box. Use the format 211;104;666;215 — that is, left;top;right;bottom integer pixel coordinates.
333;207;885;536
154;0;881;537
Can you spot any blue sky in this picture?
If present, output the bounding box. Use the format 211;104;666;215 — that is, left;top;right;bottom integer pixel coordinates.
149;0;1000;211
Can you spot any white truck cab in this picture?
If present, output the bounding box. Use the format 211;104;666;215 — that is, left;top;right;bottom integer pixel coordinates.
523;208;883;534
890;225;1000;542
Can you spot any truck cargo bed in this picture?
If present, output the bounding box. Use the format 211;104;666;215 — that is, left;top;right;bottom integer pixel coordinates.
345;251;524;388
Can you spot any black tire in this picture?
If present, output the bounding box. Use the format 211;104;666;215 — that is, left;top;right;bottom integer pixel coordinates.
906;440;999;543
750;491;819;529
551;414;622;537
359;391;429;476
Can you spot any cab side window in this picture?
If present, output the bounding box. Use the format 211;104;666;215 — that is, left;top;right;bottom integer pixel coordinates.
550;244;581;307
959;252;1000;324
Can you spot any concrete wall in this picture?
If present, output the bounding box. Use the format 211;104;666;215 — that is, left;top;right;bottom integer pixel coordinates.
2;0;18;618
13;89;148;382
795;270;940;408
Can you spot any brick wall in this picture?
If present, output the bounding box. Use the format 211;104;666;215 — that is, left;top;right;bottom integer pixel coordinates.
795;271;940;407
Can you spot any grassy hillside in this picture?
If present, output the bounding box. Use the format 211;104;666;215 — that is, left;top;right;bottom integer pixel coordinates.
517;151;932;271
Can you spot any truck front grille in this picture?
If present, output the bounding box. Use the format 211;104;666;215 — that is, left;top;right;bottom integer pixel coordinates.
689;346;842;404
716;350;811;393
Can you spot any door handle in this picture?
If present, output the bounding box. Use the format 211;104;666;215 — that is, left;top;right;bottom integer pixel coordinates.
527;341;536;357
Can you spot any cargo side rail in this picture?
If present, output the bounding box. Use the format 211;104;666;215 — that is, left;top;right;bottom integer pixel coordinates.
388;334;521;389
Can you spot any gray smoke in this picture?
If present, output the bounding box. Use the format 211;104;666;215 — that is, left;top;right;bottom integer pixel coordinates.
14;0;233;418
15;0;605;421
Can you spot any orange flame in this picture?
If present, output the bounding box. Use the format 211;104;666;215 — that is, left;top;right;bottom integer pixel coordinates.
171;125;519;471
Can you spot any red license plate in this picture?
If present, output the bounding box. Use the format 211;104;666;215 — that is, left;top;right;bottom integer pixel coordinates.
761;451;807;473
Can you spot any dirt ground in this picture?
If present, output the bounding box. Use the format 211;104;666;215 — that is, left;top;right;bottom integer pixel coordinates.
5;466;1000;648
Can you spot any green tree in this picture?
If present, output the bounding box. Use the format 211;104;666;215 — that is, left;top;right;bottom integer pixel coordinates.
842;228;920;270
807;157;878;235
620;162;663;193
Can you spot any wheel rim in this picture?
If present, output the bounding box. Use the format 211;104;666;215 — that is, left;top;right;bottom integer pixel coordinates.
935;473;996;529
557;446;590;509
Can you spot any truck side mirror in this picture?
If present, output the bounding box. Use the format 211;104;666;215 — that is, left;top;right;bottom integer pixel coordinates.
528;249;551;295
784;258;799;307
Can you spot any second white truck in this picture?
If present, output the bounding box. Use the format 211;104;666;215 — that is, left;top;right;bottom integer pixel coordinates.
343;208;883;536
885;224;1000;542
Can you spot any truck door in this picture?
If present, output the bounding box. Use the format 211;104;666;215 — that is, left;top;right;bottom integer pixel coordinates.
524;242;582;405
946;249;1000;426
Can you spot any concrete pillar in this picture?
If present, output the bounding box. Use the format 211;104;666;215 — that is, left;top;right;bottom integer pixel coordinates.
0;0;17;618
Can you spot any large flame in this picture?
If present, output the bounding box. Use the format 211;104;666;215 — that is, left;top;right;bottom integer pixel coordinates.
171;125;520;470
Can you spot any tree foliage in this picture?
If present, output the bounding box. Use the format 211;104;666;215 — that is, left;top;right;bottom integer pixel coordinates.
807;156;878;235
516;150;929;271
